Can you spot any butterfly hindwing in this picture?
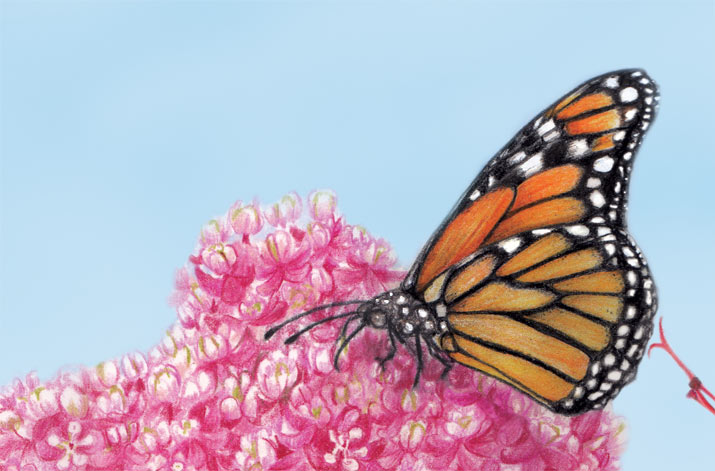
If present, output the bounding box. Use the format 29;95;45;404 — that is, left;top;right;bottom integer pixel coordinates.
403;69;659;414
434;223;656;414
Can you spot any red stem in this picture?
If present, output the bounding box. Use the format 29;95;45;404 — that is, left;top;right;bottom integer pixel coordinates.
649;317;714;417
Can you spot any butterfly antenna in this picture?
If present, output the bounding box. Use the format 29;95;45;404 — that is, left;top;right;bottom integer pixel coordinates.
284;310;360;344
333;319;366;371
263;300;364;340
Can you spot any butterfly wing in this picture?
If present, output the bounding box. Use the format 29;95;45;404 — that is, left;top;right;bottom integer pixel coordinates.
404;69;659;414
437;226;656;414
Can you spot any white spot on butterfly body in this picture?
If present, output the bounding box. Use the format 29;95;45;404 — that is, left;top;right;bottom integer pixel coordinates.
603;354;616;366
587;178;601;188
619;87;638;103
625;305;637;319
469;189;481;201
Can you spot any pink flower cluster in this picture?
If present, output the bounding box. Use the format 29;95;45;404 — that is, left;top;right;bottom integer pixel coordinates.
0;191;626;470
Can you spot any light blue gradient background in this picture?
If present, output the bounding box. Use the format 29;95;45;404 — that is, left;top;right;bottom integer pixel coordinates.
1;1;713;469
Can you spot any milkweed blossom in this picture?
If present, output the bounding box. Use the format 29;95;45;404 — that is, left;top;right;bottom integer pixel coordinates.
1;191;626;470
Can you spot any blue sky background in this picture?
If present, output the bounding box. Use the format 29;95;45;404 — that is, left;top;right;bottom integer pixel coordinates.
1;1;713;468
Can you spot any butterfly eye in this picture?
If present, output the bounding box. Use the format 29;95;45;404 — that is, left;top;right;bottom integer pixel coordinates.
369;311;388;328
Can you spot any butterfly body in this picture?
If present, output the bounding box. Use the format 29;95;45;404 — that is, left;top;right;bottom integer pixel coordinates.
268;69;659;415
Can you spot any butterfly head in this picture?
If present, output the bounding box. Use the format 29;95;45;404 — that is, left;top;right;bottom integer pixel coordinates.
364;290;440;338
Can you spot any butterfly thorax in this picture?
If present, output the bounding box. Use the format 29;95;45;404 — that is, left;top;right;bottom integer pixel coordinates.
362;290;443;339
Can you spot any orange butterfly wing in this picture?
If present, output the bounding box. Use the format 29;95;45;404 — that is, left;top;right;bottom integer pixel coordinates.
404;69;658;414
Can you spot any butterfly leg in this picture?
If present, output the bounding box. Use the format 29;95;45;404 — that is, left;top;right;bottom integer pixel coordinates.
413;334;424;388
375;328;398;372
424;335;453;380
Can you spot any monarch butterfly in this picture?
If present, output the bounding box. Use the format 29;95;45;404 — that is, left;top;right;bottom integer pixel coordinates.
266;69;658;415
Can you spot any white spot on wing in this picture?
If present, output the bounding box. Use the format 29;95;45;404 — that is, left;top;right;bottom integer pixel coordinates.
499;237;522;253
567;139;589;158
620;87;638;103
566;225;589;236
604;76;619;88
537;119;556;136
543;129;560;142
590;191;606;207
594;156;615;172
519;153;543;177
586;177;601;188
508;151;527;164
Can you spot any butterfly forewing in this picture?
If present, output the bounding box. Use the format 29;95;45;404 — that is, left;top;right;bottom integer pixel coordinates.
404;69;658;292
404;69;659;414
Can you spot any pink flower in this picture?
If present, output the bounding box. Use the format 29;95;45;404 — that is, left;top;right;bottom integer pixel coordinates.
256;350;300;402
194;244;256;306
308;190;337;223
0;192;627;470
256;230;310;296
35;420;102;470
333;238;404;297
264;192;303;227
229;200;264;236
305;407;386;471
